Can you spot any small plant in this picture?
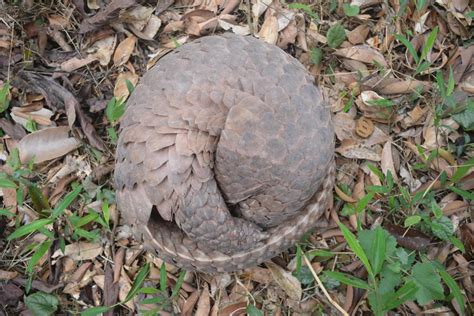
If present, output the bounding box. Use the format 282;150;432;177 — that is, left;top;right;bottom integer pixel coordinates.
324;223;465;315
395;26;439;75
327;23;346;49
288;3;320;22
105;79;134;143
343;3;360;16
0;80;11;113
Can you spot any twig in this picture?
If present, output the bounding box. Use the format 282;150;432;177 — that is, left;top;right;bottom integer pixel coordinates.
302;253;349;316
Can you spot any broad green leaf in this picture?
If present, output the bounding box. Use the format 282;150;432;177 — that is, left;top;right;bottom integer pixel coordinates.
324;271;371;290
438;268;465;314
343;3;359;16
451;156;474;183
395;34;419;64
430;216;453;241
410;262;444;305
139;287;160;294
430;199;443;219
80;306;111;316
75;212;100;228
338;222;373;277
105;97;126;122
310;48;323;65
452;102;474;131
359;227;395;276
124;263;150;303
327;24;346;49
27;240;53;274
8;218;53;240
379;264;402;295
52;185;82;219
366;163;384;180
404;215;421;227
0;208;14;217
383;280;419;311
0;177;17;188
246;304;264;316
25;292;59;316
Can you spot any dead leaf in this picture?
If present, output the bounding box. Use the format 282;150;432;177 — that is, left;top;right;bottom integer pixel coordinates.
17;126;80;164
113;36;136;67
218;301;247;316
381;141;398;181
334;45;387;67
265;261;302;300
0;269;18;280
384;222;431;251
336;139;382;161
258;13;278;44
60;54;98;72
114;72;139;100
142;15;162;39
348;24;369;45
195;284;211;316
52;241;103;260
182;290;200;316
91;35;117;66
79;0;138;33
377;79;431;94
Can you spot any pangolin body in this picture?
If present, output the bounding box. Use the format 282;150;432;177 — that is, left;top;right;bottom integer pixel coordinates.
114;33;335;273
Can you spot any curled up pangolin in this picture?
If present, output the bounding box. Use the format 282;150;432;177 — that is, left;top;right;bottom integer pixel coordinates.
114;33;335;273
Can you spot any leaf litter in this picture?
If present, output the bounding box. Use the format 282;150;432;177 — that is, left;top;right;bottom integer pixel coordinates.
0;0;472;315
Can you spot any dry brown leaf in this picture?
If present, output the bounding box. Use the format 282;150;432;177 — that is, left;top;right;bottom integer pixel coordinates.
334;45;387;67
182;290;200;316
113;36;136;67
218;19;250;36
11;107;54;127
218;301;247;316
60;54;98;72
91;35;117;66
348;24;369;45
53;242;103;261
142;15;162;39
258;14;278;44
79;0;138;33
381;141;398;181
121;5;154;31
334;111;356;141
265;261;302;300
195;284;211;316
377;79;431;94
114;72;139;100
336;139;382;161
277;18;297;49
252;0;272;23
335;185;357;203
17;126;80;164
0;269;18;280
48;14;71;29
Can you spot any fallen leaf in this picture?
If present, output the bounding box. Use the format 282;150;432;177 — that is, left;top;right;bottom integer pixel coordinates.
384;222;431;251
348;24;369;44
0;269;18;280
17;126;80;164
182;290;200;316
52;241;103;260
336;139;382;161
79;0;138;33
265;261;302;300
195;284;211;316
113;35;136;66
142;15;162;39
377;79;431;94
114;72;139;100
334;45;387;67
258;13;278;44
381;141;398;181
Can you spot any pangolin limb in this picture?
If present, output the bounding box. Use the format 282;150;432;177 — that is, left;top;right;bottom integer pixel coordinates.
114;33;335;273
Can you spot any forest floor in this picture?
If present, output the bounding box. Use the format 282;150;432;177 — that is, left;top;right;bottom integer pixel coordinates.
0;0;472;315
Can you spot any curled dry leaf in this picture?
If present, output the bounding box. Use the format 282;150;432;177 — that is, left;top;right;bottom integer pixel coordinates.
52;242;103;261
181;290;200;316
258;13;279;44
11;107;54;127
381;141;398;181
91;35;117;66
0;269;18;280
355;117;374;138
113;36;136;67
218;19;250;36
122;6;154;31
252;0;272;23
334;45;387;67
195;284;211;316
17;126;80;164
265;261;302;301
336;139;382;161
384;222;431;251
377;79;431;94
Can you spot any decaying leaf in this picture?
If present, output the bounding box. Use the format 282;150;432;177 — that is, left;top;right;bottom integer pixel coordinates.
52;242;103;261
17;126;80;164
334;45;387;67
113;35;136;66
79;0;138;33
114;72;139;100
265;261;302;300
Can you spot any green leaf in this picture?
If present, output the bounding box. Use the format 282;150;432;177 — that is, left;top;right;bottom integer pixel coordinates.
29;185;50;213
52;185;82;219
411;262;444;305
105;97;126;123
0;177;17;188
430;216;453;241
449;186;474;201
383;280;419;311
447;66;455;96
379;264;402;295
438;268;465;314
366;163;384;181
310;48;323;65
125;79;135;94
355;193;373;214
288;3;319;21
359;227;395;276
404;215;421;227
449;236;465;253
430;199;443;219
324;271;371;290
0;81;11;113
343;3;360;16
246;304;264;316
436;70;447;98
452;102;474;131
171;270;186;298
25;292;59;316
27;240;53;274
420;26;438;62
8;218;53;240
160;262;167;292
81;306;111;316
451;157;474;183
466;10;474;18
338;222;373;277
395;34;419;64
0;208;15;217
124;263;150;303
327;24;346;49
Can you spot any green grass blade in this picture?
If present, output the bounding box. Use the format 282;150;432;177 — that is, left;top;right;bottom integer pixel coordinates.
438;269;465;314
324;271;371;290
52;185;82;219
8;218;53;240
395;34;419;64
420;26;438;62
338;221;374;277
124;263;150;303
171;270;186;298
27;240;53;274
